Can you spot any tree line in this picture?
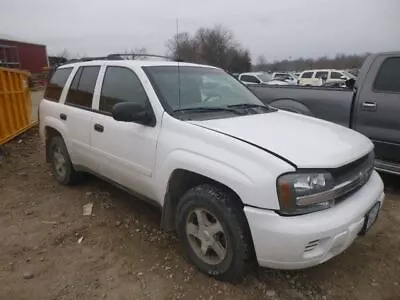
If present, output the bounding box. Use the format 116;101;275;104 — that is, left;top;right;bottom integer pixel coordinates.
254;53;369;72
50;25;370;73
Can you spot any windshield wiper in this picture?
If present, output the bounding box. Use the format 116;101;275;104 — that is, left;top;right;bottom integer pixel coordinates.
173;107;244;115
227;103;275;111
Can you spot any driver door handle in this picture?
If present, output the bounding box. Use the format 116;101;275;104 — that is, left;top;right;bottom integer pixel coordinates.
362;101;377;111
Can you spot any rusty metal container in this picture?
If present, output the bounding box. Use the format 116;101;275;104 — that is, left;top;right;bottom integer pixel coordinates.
0;67;35;145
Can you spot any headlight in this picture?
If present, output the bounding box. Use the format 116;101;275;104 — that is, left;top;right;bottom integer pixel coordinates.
277;172;335;215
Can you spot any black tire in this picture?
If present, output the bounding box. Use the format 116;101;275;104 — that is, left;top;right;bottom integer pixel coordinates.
48;136;80;185
176;184;252;283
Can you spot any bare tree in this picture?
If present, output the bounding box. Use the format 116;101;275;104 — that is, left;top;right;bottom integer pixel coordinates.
123;47;148;60
166;25;251;72
57;48;70;60
166;32;199;61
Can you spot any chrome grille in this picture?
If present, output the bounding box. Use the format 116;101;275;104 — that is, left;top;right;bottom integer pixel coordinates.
295;152;374;205
333;152;374;202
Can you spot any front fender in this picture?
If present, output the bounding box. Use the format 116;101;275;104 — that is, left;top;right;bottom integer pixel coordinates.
157;149;254;202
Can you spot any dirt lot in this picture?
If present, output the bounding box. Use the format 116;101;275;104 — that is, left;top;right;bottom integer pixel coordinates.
0;128;399;300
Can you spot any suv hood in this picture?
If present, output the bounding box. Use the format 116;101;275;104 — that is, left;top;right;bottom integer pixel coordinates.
189;111;373;168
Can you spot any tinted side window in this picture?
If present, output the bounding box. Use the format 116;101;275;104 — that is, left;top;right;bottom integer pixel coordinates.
301;72;313;79
44;68;73;101
240;75;260;83
66;66;100;108
331;72;343;79
315;71;328;79
374;57;400;93
99;67;149;113
276;74;291;80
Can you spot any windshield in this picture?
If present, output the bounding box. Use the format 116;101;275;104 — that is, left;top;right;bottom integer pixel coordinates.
144;66;265;113
257;73;273;82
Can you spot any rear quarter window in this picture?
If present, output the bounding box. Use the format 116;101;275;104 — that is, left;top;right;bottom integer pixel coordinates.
44;68;73;102
240;75;260;83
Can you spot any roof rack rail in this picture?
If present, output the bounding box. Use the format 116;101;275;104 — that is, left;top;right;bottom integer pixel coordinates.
64;53;184;65
106;53;181;61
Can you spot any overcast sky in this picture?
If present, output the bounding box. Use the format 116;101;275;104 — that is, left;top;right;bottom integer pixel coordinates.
1;0;399;62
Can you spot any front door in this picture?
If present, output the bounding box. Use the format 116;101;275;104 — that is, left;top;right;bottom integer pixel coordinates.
90;66;159;199
354;55;400;163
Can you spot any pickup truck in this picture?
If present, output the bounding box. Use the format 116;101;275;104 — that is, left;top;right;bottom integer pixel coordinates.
250;51;400;175
40;57;384;282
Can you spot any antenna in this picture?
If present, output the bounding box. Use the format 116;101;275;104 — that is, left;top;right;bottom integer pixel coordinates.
176;18;181;110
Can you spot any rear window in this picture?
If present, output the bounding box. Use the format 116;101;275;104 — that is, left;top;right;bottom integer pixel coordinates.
301;72;313;79
44;68;73;102
374;57;400;93
65;66;100;108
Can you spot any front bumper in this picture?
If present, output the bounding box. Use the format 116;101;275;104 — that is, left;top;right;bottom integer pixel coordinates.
245;171;384;270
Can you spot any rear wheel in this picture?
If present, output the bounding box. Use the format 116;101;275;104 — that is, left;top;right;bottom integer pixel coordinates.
176;184;252;283
48;136;80;185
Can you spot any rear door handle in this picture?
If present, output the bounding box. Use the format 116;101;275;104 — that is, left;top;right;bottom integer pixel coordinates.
94;123;104;132
60;113;67;120
361;102;377;111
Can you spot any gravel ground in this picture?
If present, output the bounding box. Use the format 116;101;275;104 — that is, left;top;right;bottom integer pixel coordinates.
0;128;399;300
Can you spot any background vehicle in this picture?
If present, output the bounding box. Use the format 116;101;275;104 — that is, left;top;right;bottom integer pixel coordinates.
250;51;400;174
298;69;356;86
40;56;384;282
272;72;298;85
239;72;288;85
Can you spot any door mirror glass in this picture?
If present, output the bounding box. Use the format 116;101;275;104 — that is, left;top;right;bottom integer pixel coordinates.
345;78;356;89
112;102;154;125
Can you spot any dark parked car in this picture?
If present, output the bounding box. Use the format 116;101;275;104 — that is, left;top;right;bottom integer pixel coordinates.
249;52;400;175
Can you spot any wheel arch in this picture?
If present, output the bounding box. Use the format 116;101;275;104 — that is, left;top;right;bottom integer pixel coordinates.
269;98;314;116
44;126;65;162
161;169;245;232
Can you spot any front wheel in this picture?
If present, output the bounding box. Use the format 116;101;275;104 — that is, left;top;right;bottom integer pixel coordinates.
176;184;252;283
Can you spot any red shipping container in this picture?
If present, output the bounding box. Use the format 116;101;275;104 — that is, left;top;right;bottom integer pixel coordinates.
0;39;48;74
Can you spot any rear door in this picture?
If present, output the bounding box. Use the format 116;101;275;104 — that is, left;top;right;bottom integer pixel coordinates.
354;55;400;163
61;65;101;168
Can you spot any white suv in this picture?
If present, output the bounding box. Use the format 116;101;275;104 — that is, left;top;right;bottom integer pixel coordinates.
40;57;384;282
298;69;356;86
238;72;288;85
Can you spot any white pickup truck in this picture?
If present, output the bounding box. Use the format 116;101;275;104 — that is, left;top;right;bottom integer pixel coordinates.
39;57;384;282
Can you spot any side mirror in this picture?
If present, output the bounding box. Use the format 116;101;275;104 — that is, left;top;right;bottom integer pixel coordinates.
112;102;155;126
345;78;356;89
340;75;347;80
